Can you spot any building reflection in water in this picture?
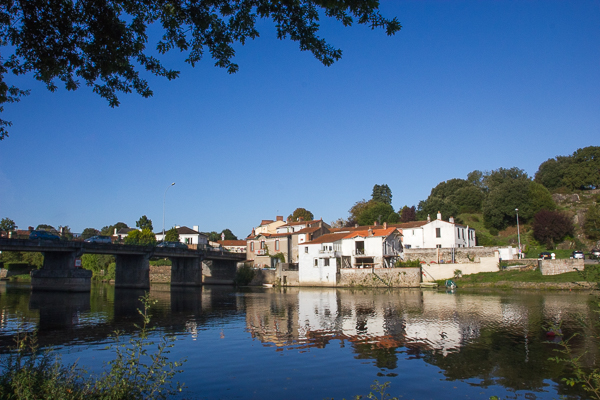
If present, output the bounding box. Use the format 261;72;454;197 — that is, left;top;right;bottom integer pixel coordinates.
243;287;593;370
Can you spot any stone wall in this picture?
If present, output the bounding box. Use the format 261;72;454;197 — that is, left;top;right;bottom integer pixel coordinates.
248;265;300;286
338;267;421;288
421;256;500;282
540;259;584;276
404;247;498;263
150;265;171;283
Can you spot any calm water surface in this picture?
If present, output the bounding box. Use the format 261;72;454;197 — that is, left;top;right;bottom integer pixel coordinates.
0;282;598;399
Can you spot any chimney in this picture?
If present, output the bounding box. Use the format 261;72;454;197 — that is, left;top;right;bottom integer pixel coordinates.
374;221;378;226
368;227;373;236
449;216;454;223
276;216;283;221
193;225;199;232
437;211;442;220
383;222;388;229
175;225;180;229
114;228;117;235
298;217;304;222
427;214;431;222
355;224;359;228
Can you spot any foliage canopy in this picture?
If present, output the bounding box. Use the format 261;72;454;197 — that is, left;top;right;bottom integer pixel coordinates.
288;208;314;223
0;0;401;139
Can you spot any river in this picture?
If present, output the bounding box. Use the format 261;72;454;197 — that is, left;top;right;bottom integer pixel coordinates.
0;282;597;399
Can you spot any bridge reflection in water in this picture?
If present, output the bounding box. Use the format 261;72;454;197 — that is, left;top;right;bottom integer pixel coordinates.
0;283;596;399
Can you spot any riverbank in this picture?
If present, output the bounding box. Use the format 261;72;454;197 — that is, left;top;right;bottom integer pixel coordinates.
440;266;600;290
457;281;598;290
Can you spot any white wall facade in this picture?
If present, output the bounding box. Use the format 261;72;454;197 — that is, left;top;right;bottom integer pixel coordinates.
299;241;341;285
404;220;476;249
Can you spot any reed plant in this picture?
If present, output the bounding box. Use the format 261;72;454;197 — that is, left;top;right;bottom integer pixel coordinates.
0;292;185;399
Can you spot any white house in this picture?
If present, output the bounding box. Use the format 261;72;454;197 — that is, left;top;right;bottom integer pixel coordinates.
396;212;476;249
155;225;209;246
298;227;403;285
298;232;347;285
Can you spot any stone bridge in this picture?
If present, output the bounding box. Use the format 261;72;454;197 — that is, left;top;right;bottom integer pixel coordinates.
0;239;246;291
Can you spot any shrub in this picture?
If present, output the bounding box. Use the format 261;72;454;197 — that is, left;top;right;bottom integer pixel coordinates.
234;264;255;286
532;209;574;247
3;262;30;271
150;259;172;266
394;259;421;268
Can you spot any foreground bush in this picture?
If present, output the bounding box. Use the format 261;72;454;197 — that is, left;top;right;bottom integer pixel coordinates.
0;293;185;399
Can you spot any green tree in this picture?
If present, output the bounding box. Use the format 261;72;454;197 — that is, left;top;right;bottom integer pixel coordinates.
206;231;220;242
220;229;237;241
535;156;570;191
35;224;57;233
0;1;400;139
0;217;16;233
563;146;600;190
287;208;314;222
81;228;100;240
416;179;479;220
584;205;600;241
101;222;129;236
528;181;556;214
357;202;398;226
535;146;600;191
136;215;153;231
164;227;179;242
124;228;156;246
371;184;392;205
482;167;530;192
482;179;531;231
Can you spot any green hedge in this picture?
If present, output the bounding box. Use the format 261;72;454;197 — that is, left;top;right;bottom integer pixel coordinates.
150;259;172;266
3;262;31;271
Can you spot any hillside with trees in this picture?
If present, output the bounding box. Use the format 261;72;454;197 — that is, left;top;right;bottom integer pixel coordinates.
412;146;599;253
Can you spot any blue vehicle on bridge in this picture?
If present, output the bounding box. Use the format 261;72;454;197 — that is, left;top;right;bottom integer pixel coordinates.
29;230;60;241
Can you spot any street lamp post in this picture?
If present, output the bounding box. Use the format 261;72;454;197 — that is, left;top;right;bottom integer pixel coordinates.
515;208;521;259
162;182;175;242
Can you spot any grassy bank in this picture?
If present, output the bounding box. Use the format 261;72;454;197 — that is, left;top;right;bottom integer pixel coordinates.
438;267;600;289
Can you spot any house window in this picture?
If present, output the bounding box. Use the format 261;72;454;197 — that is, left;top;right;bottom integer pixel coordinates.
314;259;318;267
275;240;279;251
324;258;330;266
250;242;254;251
305;246;308;253
436;244;442;248
457;228;460;239
405;244;411;249
260;241;265;249
436;228;441;238
462;229;465;239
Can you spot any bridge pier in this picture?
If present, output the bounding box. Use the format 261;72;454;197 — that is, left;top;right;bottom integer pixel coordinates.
31;250;92;292
171;257;203;286
202;259;238;284
115;254;150;289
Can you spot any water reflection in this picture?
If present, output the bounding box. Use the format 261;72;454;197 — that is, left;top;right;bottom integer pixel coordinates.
0;282;597;398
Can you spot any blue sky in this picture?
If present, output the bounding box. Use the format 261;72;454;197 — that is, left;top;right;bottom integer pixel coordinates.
1;0;598;239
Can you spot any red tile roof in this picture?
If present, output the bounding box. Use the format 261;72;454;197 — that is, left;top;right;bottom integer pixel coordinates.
218;240;247;246
391;221;429;229
302;232;349;244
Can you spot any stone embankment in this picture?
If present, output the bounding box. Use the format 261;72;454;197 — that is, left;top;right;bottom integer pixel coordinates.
459;281;597;290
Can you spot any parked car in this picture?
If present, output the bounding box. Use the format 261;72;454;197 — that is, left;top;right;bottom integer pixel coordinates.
29;230;60;241
157;241;188;249
571;250;584;259
538;252;552;260
591;249;600;258
84;235;112;244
